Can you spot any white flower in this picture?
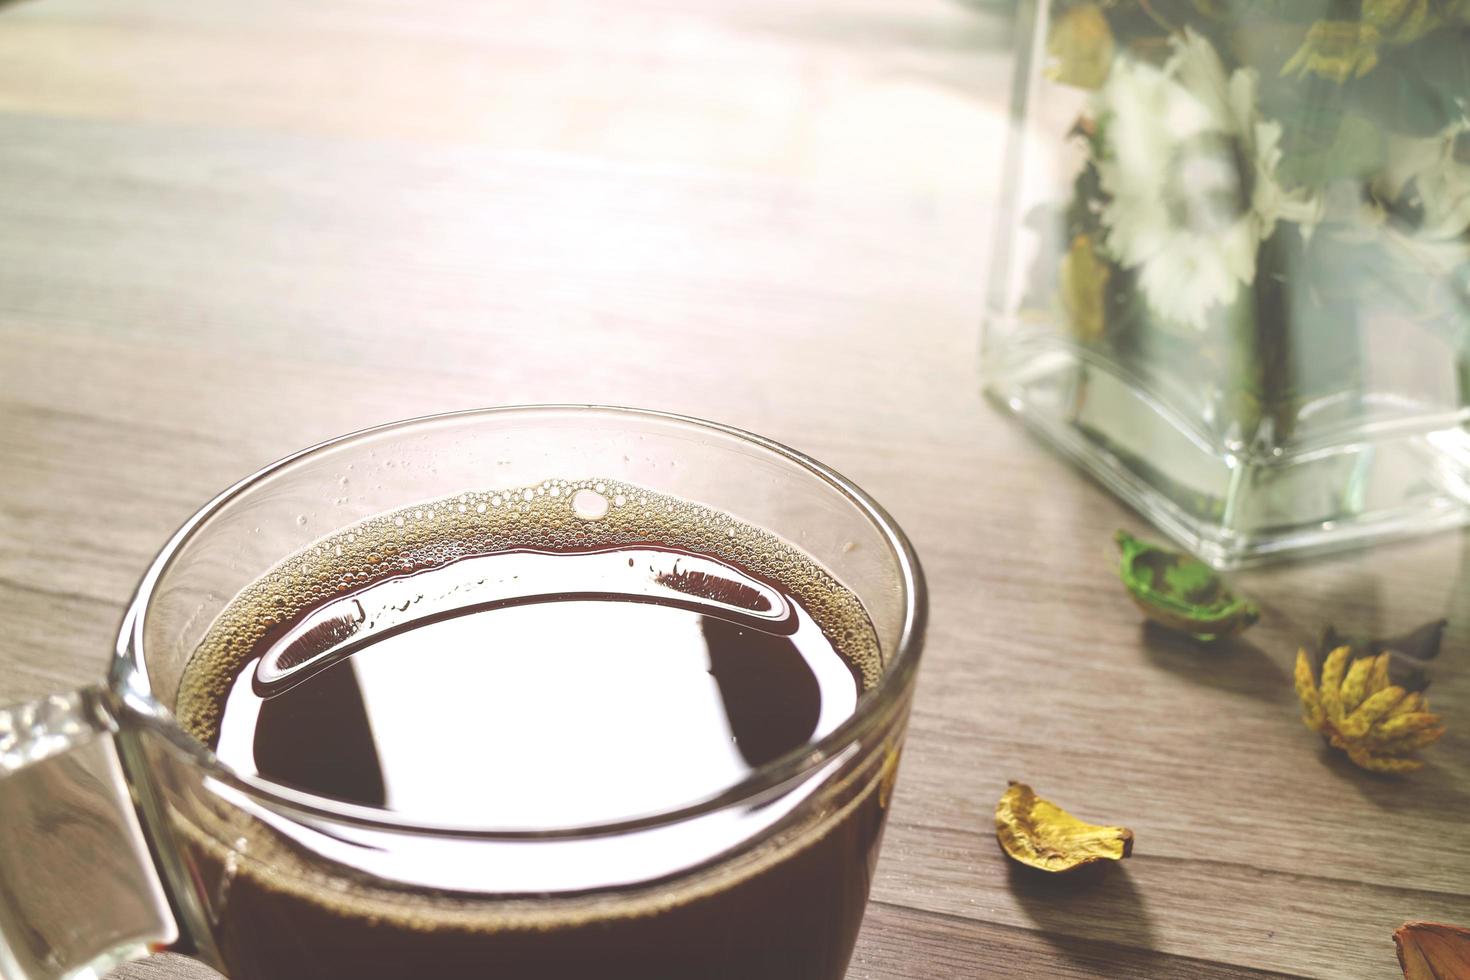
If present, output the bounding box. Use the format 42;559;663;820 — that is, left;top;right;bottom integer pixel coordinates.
1094;30;1319;332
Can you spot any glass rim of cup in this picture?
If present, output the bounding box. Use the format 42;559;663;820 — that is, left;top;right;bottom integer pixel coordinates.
110;405;928;840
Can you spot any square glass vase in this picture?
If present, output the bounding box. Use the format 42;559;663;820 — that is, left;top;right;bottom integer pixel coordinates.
984;0;1470;568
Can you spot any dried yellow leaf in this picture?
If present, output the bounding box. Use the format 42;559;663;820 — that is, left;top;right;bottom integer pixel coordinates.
1366;652;1392;698
1374;725;1448;756
1375;711;1444;740
1339;655;1375;716
1046;4;1114;90
1340;685;1406;740
1294;650;1325;731
1348;746;1425;774
995;782;1133;873
1294;647;1446;773
1318;645;1351;724
1282;21;1382;82
1364;0;1470;46
1060;234;1110;342
1390;692;1427;718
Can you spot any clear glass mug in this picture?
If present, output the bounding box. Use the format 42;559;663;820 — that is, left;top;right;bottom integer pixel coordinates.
0;407;926;980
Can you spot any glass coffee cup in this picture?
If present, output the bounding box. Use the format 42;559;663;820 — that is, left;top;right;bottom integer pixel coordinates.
0;406;926;980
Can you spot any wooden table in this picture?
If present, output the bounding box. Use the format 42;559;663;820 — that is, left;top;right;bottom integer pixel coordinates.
1;1;1466;977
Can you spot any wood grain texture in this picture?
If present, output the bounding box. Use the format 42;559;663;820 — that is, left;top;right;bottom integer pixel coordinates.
0;0;1465;977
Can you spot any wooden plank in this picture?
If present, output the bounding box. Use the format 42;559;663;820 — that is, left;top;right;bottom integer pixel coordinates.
852;901;1308;980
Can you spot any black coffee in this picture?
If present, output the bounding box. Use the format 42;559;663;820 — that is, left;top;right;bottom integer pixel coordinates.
173;479;894;980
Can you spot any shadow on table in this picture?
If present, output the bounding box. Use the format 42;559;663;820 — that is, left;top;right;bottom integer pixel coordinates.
1313;744;1470;816
1006;860;1157;967
1139;623;1291;701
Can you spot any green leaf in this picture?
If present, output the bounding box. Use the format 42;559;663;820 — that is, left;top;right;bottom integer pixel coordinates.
1115;531;1260;641
1161;555;1223;603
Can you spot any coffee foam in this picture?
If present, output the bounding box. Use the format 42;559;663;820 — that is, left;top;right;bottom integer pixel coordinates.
178;477;882;747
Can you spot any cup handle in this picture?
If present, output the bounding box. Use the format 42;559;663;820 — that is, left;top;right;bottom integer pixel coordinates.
0;686;178;980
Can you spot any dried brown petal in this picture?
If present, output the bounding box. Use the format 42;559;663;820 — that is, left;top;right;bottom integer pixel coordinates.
1395;921;1470;980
